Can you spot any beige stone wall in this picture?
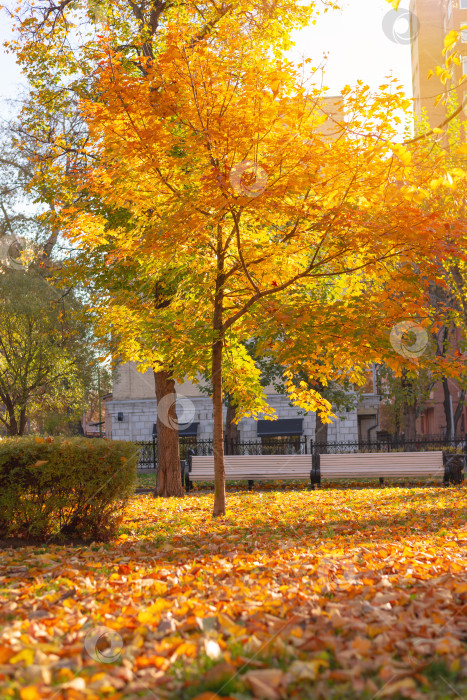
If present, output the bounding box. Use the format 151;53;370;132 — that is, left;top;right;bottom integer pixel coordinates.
411;0;445;125
411;0;467;131
113;361;281;401
113;362;207;400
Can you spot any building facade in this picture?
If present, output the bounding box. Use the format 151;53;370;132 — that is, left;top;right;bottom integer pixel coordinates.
411;0;467;127
410;0;467;437
105;362;381;445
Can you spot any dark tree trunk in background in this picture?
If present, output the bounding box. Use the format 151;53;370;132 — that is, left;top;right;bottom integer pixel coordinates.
442;377;454;441
1;394;21;435
454;388;466;436
153;369;183;497
401;370;417;441
18;408;27;435
315;411;328;453
225;399;239;454
403;402;417;442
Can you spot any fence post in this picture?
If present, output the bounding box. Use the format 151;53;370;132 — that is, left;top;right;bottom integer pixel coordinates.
152;436;157;470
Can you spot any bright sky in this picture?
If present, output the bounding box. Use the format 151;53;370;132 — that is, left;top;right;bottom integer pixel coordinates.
290;0;413;97
0;0;413;117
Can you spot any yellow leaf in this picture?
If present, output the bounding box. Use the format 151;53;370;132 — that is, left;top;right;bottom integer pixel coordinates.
217;613;246;637
20;688;42;700
444;29;459;53
10;648;35;665
455;582;467;594
172;641;197;658
137;599;169;625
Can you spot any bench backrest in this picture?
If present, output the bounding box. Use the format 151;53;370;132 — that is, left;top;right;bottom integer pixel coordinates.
320;451;444;478
191;454;311;479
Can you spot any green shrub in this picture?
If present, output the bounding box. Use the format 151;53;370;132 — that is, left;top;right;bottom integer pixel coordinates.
0;437;139;542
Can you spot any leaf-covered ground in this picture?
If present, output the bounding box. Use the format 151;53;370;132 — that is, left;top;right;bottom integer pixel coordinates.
1;484;466;700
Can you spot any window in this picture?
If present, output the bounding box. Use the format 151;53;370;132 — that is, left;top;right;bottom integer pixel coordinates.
257;418;304;454
462;27;467;42
462;56;467;76
257;418;303;437
461;0;467;10
447;0;452;19
260;435;303;455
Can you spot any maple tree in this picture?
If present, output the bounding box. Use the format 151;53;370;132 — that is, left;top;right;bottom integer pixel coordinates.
52;10;467;516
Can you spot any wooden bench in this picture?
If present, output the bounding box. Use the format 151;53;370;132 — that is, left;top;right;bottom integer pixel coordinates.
187;454;313;490
186;451;462;490
316;451;447;486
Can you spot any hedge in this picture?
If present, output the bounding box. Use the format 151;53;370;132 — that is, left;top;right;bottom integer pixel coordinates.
0;437;139;542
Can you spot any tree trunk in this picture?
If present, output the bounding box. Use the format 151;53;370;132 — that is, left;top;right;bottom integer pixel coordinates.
454;388;466;436
401;371;417;442
6;419;18;436
442;377;454;442
212;226;226;517
225;399;239;455
212;337;225;516
403;402;417;441
3;395;19;436
18;407;27;435
153;369;183;498
314;411;328;454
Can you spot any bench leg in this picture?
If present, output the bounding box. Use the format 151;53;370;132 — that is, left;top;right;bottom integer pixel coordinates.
248;480;254;491
379;477;384;487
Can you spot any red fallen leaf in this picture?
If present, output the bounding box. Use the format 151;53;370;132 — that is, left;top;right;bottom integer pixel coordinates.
118;564;132;575
0;646;15;664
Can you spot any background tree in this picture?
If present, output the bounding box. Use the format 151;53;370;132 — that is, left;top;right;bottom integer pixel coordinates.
0;268;95;435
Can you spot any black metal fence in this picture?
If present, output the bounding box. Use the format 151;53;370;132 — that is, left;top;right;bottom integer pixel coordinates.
135;434;466;469
313;435;467;455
